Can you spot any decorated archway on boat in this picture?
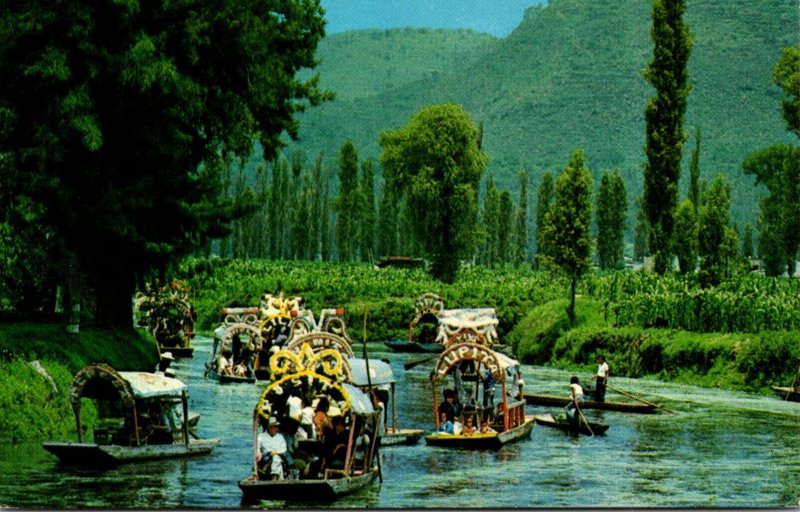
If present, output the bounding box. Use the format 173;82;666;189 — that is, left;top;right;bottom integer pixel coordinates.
286;331;355;358
258;293;303;341
435;308;499;347
408;292;445;343
135;280;196;353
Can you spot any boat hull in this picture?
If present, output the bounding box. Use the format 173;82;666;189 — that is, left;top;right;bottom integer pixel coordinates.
524;393;657;413
43;439;220;465
160;346;194;358
383;340;442;353
533;414;609;436
381;428;424;446
424;418;534;449
238;469;378;502
206;367;256;384
772;386;800;402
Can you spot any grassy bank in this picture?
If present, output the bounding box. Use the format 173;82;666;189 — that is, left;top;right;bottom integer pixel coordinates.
0;323;159;443
508;297;798;393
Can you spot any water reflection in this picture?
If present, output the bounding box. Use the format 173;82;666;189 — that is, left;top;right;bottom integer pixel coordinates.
1;337;799;508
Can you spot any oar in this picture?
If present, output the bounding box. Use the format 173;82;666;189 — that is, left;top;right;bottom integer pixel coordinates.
607;383;677;413
404;354;438;371
572;398;594;437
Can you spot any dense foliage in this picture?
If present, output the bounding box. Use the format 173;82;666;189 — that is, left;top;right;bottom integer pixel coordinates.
0;0;330;326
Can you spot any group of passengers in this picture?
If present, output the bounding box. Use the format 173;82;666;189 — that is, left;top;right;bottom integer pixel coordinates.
435;388;499;436
256;393;373;481
217;333;257;378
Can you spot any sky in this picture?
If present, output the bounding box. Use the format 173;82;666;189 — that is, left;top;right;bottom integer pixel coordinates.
320;0;547;38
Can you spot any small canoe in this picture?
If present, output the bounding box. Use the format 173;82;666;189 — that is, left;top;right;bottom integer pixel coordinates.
43;438;220;466
381;428;425;446
238;468;378;503
219;373;256;384
524;393;657;413
424;417;534;450
161;346;194;358
384;339;443;353
533;414;608;436
772;386;800;402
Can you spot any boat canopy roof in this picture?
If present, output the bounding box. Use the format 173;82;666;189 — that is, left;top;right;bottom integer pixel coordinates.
435;308;499;345
341;382;377;414
347;358;395;387
70;364;186;410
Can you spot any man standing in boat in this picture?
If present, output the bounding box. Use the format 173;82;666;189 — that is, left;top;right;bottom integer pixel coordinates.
593;355;609;403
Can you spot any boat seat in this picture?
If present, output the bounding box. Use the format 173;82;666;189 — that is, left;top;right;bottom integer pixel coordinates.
324;469;347;479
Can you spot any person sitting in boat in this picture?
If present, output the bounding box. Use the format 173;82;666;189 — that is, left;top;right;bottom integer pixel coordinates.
481;368;496;409
154;351;174;375
145;401;173;445
320;415;349;472
438;388;462;424
494;402;505;429
239;339;257;376
565;376;585;428
277;415;311;479
436;411;454;434
461;416;477;436
218;349;234;376
256;416;288;480
313;396;332;439
479;419;496;434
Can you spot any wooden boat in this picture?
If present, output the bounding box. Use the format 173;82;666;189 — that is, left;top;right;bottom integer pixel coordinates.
43;364;219;466
238;343;383;503
425;417;534;449
533;413;609;436
206;316;259;384
385;293;444;353
135;280;196;357
349;357;424;446
427;341;534;450
772;386;800;402
524;393;657;413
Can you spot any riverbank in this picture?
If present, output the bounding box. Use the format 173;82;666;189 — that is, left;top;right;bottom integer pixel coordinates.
0;322;159;443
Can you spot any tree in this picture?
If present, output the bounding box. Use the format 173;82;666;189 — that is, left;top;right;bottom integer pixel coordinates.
698;175;732;287
673;199;698;274
335;141;360;262
633;195;650;262
497;191;514;264
743;145;800;276
772;46;800;138
534;172;555;269
379;104;487;283
595;170;627;270
359;160;377;262
377;180;399;258
482;176;500;267
642;0;693;274
0;1;330;328
541;149;593;325
742;223;755;260
688;126;702;213
513;170;530;267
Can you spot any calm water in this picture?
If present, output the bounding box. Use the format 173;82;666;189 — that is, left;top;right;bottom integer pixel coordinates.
1;336;799;508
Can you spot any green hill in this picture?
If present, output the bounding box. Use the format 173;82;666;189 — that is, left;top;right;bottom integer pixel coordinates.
287;0;797;228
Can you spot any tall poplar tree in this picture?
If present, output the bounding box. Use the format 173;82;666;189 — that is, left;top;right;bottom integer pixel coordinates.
541;149;593;324
513;170;529;267
643;0;693;274
377;180;398;258
698;175;732;287
534;172;554;269
482;176;500;267
595;170;627;270
497;191;514;264
360;160;377;262
335;141;360;262
673;199;698;274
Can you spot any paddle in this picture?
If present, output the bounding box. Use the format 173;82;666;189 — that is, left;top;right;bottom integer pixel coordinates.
404;354;438;371
573;398;594;437
362;312;383;484
606;383;677;414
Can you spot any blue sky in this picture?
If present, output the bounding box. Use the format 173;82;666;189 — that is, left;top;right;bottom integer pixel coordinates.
320;0;547;38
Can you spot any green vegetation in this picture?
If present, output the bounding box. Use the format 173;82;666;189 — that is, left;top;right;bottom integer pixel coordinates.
0;324;157;443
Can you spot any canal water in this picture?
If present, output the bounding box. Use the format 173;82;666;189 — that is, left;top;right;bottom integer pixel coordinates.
1;335;799;508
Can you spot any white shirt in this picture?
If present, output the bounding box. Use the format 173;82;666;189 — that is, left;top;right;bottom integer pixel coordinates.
287;395;303;420
258;431;287;457
597;362;609;379
570;383;584;400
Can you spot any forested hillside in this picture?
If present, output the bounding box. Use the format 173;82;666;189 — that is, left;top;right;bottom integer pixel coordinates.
287;0;797;229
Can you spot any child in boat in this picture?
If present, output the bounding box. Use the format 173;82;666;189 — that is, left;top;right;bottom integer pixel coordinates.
461;416;477;436
479;419;496;434
436;411;454;434
565;376;585;427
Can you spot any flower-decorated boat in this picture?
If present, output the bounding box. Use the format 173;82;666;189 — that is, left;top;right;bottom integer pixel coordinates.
385;293;445;353
135;280;196;357
206;306;261;384
43;364;219;465
425;341;533;450
238;342;383;503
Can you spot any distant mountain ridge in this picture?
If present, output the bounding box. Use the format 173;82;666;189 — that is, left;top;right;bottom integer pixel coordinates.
288;0;797;227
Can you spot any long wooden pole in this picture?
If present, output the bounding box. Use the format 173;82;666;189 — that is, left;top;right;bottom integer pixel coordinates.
606;383;677;413
574;399;594;437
